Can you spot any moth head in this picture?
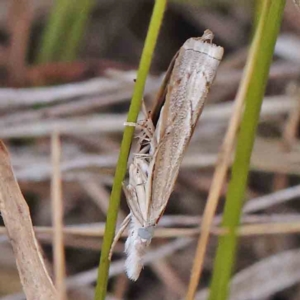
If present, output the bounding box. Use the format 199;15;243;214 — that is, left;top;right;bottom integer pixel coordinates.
202;29;214;43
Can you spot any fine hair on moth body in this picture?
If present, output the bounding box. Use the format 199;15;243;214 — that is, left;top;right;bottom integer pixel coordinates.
110;29;224;281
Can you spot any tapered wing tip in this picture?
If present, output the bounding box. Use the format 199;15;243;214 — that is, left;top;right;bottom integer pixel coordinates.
125;260;142;281
126;271;140;281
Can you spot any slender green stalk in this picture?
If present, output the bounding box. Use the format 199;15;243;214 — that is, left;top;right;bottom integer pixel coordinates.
170;0;248;6
37;0;94;63
37;0;72;63
93;1;167;299
60;1;95;62
208;1;285;300
253;0;264;30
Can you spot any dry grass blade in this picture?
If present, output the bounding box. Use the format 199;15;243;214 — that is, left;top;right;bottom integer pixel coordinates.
0;76;133;109
51;132;66;300
243;184;300;213
282;84;300;148
0;141;57;300
0;95;293;140
3;216;300;245
0;115;125;138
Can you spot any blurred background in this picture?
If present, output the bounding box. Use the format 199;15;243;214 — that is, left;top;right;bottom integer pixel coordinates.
0;0;300;299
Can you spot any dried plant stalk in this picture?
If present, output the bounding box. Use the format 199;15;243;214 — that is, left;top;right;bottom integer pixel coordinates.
0;141;57;300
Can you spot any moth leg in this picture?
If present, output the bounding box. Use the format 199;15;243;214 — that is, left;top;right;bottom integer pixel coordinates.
138;132;158;155
124;121;155;148
141;100;149;118
124;121;153;139
109;213;131;260
138;162;149;183
131;156;150;182
123;99;155;139
123;100;157;152
141;99;156;136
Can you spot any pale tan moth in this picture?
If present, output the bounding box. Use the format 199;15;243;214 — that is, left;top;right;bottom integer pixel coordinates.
111;30;224;281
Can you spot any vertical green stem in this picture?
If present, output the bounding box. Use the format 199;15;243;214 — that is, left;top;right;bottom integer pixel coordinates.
60;0;95;62
253;0;264;30
93;1;167;299
37;0;71;63
37;0;95;63
208;1;285;300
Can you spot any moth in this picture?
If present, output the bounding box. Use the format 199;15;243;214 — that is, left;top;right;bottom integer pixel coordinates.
111;30;224;281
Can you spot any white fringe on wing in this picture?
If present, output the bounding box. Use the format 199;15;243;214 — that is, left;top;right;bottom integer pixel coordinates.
125;218;151;281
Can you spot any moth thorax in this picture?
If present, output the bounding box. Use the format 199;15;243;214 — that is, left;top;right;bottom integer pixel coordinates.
138;226;154;241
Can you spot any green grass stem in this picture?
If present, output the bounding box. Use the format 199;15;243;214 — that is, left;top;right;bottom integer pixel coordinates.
37;0;71;63
37;0;95;63
60;1;95;62
93;1;167;299
208;1;286;300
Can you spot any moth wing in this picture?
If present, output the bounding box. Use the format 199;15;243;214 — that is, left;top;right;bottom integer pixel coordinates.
146;97;193;225
147;38;224;224
123;183;145;226
160;38;224;136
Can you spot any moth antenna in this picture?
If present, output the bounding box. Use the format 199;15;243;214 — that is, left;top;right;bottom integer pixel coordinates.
141;100;149;118
109;214;131;260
